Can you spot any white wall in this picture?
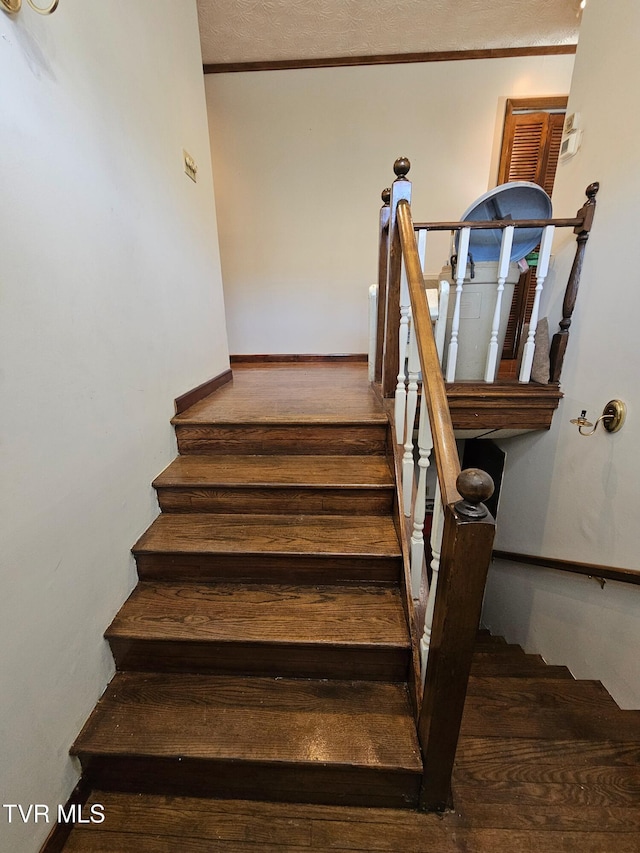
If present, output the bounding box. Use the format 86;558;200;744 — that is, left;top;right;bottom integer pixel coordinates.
205;55;574;354
483;0;640;708
0;3;228;851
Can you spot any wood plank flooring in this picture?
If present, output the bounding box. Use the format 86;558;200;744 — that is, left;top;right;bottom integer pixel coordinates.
63;635;640;851
60;364;640;852
67;361;423;820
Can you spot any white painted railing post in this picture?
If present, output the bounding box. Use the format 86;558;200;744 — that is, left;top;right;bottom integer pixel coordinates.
416;228;427;273
394;262;411;443
420;482;444;684
403;315;420;515
410;396;434;598
434;280;450;365
445;227;470;382
484;225;515;382
368;284;378;382
519;225;555;383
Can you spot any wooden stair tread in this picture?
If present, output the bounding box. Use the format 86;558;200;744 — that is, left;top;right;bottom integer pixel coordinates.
72;672;422;771
462;677;640;741
172;363;387;426
153;455;394;488
133;514;401;557
107;582;409;647
471;654;573;679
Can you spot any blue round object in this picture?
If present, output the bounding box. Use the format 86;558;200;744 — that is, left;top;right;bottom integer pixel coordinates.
455;182;552;263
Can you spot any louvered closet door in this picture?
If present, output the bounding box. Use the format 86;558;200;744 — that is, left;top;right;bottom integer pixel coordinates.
498;107;565;360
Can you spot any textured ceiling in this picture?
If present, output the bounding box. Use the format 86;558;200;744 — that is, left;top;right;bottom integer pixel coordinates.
197;0;581;66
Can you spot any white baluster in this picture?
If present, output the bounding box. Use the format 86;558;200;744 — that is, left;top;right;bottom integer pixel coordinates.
484;225;515;383
368;284;378;382
519;225;555;383
434;280;450;366
421;482;444;684
410;397;433;598
403;319;420;515
445;227;470;382
417;228;427;273
394;260;410;444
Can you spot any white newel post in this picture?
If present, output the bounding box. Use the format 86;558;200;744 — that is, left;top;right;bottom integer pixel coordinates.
410;395;433;598
519;225;555;383
484;225;515;382
445;227;470;382
394;261;410;444
420;482;444;684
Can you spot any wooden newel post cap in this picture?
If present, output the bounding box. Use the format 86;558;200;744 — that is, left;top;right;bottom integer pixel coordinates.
585;181;599;200
393;157;411;180
381;187;391;205
455;468;494;519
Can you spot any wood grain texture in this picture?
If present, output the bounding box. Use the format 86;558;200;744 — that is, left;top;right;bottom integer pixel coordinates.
175;423;389;456
71;673;422;807
173;364;387;425
72;673;421;768
61;633;640;852
134;513;400;556
153;455;394;514
154;455;394;488
445;381;563;431
62;789;640;852
108;582;408;645
174;369;233;415
106;582;410;680
471;654;573;679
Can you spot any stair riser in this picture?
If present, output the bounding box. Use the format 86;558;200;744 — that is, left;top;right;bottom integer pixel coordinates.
78;756;421;810
108;638;410;682
175;424;389;456
135;553;402;585
156;487;394;515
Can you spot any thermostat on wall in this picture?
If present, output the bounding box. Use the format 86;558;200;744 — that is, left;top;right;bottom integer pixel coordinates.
560;130;582;160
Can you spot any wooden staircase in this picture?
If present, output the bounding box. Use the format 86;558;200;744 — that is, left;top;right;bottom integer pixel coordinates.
71;363;424;810
63;627;640;851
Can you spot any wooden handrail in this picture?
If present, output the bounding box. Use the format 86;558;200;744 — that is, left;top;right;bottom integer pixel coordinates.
397;200;461;508
413;217;584;231
493;549;640;587
381;159;497;813
374;159;599;812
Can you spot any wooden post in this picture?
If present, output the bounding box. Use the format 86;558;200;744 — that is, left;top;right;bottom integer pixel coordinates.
418;468;496;813
549;182;599;383
382;158;412;398
375;188;391;383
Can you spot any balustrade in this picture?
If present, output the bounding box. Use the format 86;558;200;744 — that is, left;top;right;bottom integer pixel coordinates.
372;157;598;811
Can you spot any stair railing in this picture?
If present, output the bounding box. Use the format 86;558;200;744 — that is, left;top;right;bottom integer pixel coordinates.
372;158;599;811
377;158;497;812
374;174;599;391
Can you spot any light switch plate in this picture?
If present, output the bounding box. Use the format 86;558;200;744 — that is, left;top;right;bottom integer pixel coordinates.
183;150;197;183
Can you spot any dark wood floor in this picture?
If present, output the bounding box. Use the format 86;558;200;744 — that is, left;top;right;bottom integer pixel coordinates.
62;635;640;852
59;364;640;851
